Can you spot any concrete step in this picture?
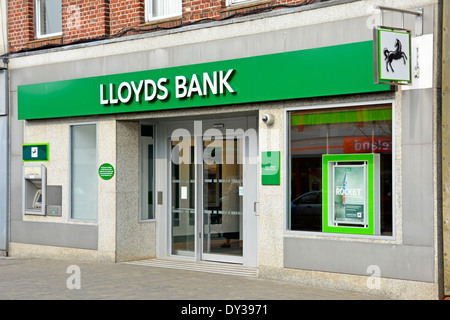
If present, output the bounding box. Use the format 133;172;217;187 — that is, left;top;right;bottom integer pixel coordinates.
123;259;258;277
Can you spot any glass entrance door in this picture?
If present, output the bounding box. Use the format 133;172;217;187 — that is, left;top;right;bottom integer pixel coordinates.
166;117;257;266
202;138;243;263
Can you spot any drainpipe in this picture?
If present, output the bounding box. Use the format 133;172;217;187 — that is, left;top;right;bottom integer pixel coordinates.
442;0;450;297
0;58;8;257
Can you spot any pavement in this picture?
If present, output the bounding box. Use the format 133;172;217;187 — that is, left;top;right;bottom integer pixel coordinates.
0;257;392;303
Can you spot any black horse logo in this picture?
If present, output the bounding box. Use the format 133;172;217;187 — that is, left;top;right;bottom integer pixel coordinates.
384;39;408;72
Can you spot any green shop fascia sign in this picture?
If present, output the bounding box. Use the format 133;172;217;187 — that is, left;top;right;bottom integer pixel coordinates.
18;41;390;120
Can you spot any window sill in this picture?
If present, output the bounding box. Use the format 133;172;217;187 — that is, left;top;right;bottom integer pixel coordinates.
139;219;157;223
284;230;396;242
34;33;63;41
142;15;182;27
221;0;271;13
29;35;63;45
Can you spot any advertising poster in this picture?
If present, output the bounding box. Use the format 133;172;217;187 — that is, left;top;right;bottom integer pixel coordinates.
333;166;366;224
343;137;392;154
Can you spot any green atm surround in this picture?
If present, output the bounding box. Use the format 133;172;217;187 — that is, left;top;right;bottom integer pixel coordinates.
322;154;380;235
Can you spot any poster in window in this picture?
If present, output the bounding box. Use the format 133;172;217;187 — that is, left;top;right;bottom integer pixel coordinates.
333;165;366;225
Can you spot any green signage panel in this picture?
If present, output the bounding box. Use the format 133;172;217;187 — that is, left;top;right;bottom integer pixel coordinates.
98;163;115;180
23;144;49;161
262;151;280;185
374;28;412;85
322;153;380;235
18;41;389;120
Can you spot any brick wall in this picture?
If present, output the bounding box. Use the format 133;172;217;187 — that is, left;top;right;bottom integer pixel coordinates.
8;0;34;53
63;0;110;44
110;0;144;36
8;0;318;53
182;0;222;23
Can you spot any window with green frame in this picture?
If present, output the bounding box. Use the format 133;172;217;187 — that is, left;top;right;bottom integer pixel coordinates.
288;103;393;236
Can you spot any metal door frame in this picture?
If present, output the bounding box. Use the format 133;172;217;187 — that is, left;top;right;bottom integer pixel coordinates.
157;115;258;267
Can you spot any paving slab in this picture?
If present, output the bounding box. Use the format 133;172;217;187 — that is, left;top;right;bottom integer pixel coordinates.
0;257;391;302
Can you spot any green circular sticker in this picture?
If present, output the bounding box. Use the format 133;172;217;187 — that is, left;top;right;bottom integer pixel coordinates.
98;163;115;180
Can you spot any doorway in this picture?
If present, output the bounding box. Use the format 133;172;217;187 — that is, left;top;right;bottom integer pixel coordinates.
160;116;258;266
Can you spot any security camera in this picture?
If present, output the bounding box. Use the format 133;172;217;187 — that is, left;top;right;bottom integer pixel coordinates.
262;114;275;125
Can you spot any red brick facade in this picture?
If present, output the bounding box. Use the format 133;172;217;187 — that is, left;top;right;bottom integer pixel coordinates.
8;0;317;53
8;0;35;52
63;0;111;44
110;0;144;35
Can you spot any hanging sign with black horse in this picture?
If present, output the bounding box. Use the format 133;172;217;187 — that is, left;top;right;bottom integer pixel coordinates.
374;28;412;85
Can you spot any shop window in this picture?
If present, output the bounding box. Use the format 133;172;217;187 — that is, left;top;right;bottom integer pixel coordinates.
70;124;97;221
288;104;393;236
145;0;182;21
35;0;62;38
140;125;155;220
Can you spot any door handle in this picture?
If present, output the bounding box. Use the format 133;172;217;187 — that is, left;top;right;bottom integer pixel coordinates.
253;201;258;216
157;191;163;205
